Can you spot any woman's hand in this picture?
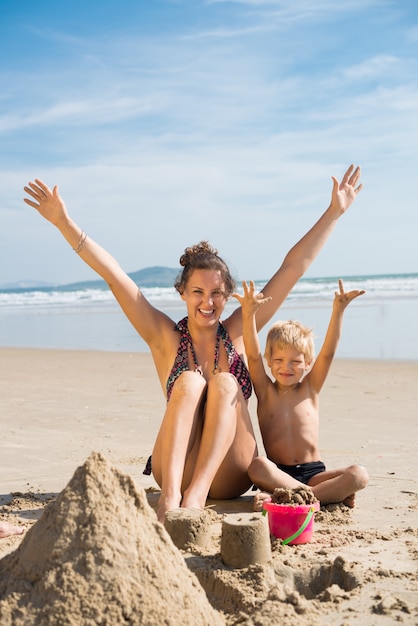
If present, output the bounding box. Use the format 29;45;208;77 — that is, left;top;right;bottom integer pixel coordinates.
330;164;363;216
24;179;68;227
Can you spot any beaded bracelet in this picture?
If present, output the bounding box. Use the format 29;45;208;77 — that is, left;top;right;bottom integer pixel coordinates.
73;230;87;254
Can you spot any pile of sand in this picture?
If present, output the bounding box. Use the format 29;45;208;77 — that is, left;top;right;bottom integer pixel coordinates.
0;452;223;626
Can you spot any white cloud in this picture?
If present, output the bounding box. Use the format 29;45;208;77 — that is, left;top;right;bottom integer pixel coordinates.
343;54;417;81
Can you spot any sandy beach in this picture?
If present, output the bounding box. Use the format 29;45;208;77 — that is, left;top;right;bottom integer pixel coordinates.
1;348;417;624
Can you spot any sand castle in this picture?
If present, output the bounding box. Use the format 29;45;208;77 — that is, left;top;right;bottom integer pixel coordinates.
0;452;223;626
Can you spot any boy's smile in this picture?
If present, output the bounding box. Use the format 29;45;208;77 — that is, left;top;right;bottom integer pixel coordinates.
267;345;309;388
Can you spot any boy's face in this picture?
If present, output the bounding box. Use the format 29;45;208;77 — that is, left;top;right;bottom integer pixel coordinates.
267;345;309;387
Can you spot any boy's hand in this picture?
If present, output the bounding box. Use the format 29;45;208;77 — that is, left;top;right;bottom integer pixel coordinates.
232;280;272;315
334;279;365;311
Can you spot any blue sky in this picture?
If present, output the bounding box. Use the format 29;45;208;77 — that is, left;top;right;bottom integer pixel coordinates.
1;0;417;286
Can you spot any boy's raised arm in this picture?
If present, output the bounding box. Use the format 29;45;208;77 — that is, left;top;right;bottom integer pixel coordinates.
308;279;365;393
233;281;272;398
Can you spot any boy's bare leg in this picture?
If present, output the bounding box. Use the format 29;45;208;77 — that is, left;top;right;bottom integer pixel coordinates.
308;465;369;508
251;461;368;510
249;456;305;511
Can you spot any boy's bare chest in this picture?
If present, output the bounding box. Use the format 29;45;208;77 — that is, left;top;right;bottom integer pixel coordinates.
260;385;317;425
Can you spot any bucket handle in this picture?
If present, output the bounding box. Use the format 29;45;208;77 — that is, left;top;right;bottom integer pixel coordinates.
281;506;315;545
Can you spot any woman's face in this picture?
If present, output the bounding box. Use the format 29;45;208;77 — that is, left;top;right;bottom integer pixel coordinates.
181;268;227;326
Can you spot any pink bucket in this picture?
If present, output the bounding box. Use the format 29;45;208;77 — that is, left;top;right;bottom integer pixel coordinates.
263;499;320;545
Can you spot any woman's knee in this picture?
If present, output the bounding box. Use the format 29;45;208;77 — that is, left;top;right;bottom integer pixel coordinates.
169;370;206;400
207;372;239;398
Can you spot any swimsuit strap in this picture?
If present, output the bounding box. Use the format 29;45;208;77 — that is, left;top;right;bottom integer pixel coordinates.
165;318;190;399
183;319;221;376
218;322;252;400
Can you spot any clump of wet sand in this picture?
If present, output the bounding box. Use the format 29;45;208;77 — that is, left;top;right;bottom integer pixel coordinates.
271;486;318;505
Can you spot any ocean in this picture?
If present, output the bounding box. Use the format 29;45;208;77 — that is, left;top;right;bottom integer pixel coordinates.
1;273;417;361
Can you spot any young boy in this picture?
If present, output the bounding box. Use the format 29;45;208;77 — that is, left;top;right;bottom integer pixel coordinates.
234;279;369;509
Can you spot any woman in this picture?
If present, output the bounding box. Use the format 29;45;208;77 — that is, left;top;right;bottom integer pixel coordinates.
23;165;362;522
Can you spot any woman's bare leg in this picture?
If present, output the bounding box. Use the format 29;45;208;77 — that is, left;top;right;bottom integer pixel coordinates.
152;371;206;522
182;373;257;510
0;521;25;538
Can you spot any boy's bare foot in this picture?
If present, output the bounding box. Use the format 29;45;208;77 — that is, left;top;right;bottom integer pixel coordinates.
253;491;272;512
0;521;25;539
342;494;355;508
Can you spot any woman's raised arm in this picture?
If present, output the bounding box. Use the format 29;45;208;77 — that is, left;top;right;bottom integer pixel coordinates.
254;164;363;331
23;179;169;346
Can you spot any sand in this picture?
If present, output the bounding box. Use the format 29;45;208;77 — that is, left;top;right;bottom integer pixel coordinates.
0;348;417;625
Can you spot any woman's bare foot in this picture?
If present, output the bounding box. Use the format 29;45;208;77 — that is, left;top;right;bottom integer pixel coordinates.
253;491;272;512
0;520;25;538
181;494;206;512
156;494;182;524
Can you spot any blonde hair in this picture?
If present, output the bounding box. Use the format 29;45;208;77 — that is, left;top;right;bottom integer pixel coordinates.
264;320;315;364
174;241;235;297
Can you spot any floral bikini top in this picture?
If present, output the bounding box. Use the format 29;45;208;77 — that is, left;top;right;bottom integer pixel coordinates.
166;316;252;401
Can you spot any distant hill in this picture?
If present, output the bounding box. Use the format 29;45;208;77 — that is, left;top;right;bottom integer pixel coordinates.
128;266;179;287
0;266;180;292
